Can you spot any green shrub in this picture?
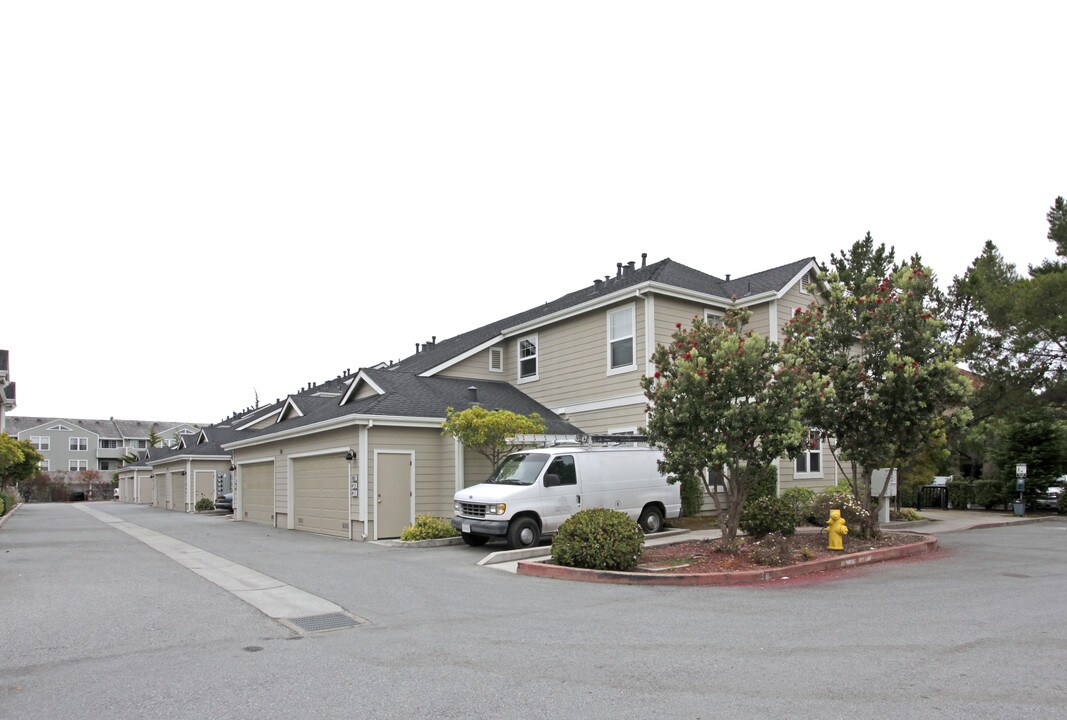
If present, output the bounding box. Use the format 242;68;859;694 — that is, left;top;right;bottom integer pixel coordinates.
780;487;816;525
973;479;1006;509
400;514;460;542
680;475;706;517
551;508;645;571
194;498;215;512
0;496;5;516
945;480;973;509
890;507;923;522
746;464;778;503
739;495;797;538
748;533;794;566
0;491;14;515
810;490;871;533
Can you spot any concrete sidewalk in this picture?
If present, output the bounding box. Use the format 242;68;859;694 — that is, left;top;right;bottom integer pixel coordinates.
883;507;1062;533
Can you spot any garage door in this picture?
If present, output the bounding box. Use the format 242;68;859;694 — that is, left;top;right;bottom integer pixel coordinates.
293;455;350;538
241;462;275;526
138;476;152;504
170;474;185;512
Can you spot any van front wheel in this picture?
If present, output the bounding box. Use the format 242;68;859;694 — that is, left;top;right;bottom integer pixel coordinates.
506;518;540;549
639;506;664;534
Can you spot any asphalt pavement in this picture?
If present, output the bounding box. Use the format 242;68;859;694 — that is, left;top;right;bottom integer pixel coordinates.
2;501;1065;720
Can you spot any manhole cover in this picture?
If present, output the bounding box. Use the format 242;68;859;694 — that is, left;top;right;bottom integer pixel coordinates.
286;612;365;633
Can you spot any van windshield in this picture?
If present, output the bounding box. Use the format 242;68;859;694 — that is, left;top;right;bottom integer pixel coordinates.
486;453;549;486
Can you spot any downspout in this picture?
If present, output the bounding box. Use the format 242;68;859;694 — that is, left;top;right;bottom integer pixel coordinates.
360;421;371;540
186;459;193;511
347;454;354;541
636;288;655;377
454;437;465;493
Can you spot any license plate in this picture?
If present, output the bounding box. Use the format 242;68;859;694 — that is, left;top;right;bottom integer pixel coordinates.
461;522;471;533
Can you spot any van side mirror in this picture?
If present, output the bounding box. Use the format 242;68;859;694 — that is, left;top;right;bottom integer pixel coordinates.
543;474;561;488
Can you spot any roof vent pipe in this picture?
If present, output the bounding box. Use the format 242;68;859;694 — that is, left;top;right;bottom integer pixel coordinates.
616;262;623;278
626;260;635;274
641;253;647;268
725;274;731;282
467;386;478;403
594;278;603;289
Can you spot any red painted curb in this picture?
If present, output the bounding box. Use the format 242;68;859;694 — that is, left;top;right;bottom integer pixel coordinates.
516;533;939;585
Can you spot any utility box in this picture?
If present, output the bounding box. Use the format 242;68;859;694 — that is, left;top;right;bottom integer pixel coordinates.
873;468;898;497
873;469;898;524
215;471;232;495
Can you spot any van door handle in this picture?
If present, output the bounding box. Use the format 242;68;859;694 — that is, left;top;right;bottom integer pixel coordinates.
576;495;581;504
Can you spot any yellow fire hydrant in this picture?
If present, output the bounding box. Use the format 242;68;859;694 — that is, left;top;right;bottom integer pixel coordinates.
826;509;848;551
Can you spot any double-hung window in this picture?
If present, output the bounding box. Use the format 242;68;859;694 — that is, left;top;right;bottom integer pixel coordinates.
30;436;50;451
607;304;636;374
518;335;538;382
69;437;88;452
795;429;822;477
69;459;88;471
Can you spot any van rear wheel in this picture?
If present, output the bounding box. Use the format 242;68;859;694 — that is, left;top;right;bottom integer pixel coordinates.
639;506;664;533
506;517;540;549
461;532;489;547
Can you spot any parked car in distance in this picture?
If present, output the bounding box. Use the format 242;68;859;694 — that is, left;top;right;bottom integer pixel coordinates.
1037;478;1065;509
215;492;233;513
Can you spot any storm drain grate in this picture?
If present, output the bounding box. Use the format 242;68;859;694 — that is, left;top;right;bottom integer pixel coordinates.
286;612;365;633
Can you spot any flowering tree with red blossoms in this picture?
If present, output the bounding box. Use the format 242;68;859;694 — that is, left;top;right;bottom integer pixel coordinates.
782;235;971;537
641;309;815;544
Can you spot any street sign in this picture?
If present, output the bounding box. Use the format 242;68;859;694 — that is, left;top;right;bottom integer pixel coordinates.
1017;463;1027;477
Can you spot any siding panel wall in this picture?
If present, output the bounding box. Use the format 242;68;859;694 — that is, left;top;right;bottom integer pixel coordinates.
439;345;506;381
512;299;647;411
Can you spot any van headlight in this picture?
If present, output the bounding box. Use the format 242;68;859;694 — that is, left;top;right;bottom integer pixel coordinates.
485;503;506;515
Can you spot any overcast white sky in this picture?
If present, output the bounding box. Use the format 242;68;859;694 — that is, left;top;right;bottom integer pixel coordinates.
3;2;1064;425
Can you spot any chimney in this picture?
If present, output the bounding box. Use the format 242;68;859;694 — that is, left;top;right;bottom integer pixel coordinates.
616;262;623;278
467;386;478;403
725;274;731;282
626;260;636;274
641;253;647;268
594;278;603;290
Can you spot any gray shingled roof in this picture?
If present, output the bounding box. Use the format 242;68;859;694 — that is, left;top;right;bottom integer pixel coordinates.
4;416;203;438
392;256;813;375
218;370;580;447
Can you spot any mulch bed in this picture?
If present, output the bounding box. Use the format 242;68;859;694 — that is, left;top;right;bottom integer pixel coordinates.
637;529;921;574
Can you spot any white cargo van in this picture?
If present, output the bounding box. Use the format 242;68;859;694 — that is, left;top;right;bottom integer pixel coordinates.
452;446;681;549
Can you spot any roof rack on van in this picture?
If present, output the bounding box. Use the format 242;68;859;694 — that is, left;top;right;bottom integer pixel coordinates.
580;434;650;446
507;434;650;448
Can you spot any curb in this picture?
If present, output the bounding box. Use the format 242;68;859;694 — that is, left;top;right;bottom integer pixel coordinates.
0;502;23;530
375;536;466;548
516;533;939;585
946;515;1061;532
